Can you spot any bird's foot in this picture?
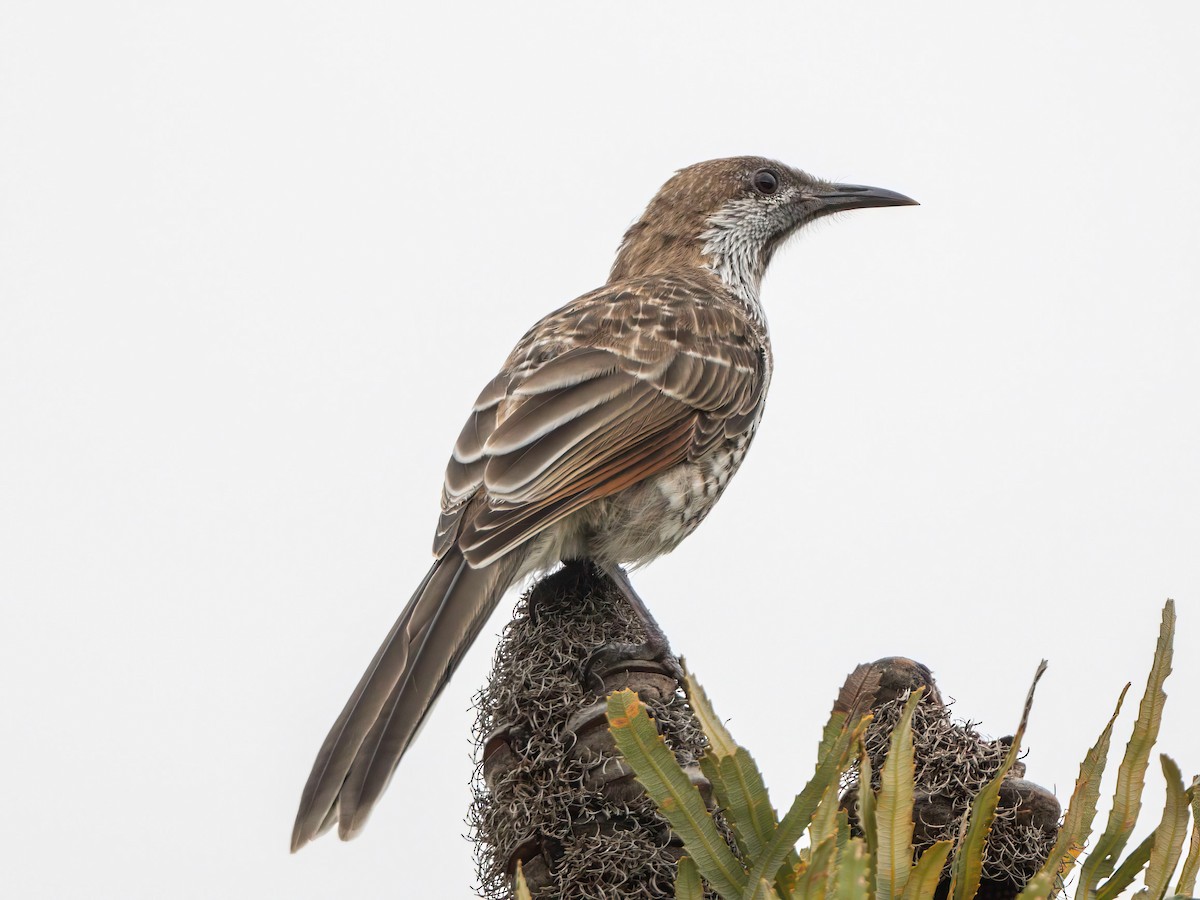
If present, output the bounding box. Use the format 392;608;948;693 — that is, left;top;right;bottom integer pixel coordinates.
581;640;685;694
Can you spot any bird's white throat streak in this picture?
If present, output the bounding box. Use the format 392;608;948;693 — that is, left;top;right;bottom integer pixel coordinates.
699;197;774;326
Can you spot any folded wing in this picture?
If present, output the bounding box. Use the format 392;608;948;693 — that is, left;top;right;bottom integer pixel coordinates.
434;278;768;567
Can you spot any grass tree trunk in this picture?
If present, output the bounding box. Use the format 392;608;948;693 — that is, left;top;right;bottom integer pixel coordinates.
470;561;735;899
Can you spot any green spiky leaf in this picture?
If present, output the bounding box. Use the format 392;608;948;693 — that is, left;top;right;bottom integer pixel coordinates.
858;744;878;897
901;842;953;900
792;836;837;900
810;777;845;850
836;807;851;853
1095;830;1155;900
1176;776;1200;897
1015;871;1056;900
1022;683;1130;897
1078;600;1175;897
876;689;924;900
1144;756;1190;900
835;837;871;900
702;750;790;873
686;669;740;759
688;671;796;888
746;877;782;900
745;716;867;894
949;660;1047;900
675;856;705;900
607;690;748;898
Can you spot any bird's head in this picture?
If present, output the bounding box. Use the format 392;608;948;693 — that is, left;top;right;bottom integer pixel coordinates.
609;156;917;304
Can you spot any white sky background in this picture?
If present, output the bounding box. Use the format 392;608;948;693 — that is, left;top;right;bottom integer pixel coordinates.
2;2;1198;897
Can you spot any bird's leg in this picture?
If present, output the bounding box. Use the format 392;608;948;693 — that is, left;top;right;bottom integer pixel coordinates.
600;562;672;652
582;562;685;690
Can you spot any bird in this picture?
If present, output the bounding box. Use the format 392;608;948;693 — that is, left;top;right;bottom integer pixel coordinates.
291;156;917;851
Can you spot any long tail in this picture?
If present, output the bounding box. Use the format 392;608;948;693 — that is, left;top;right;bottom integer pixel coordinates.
291;546;516;851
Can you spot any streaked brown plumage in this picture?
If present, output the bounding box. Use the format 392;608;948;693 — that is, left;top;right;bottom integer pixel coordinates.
291;157;916;850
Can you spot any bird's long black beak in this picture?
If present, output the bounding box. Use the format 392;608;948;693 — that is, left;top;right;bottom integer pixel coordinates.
820;183;919;210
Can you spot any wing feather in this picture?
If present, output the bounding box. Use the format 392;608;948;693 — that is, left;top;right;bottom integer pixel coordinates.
482;377;647;495
484;371;636;456
512;347;623;394
460;415;696;566
432;275;769;566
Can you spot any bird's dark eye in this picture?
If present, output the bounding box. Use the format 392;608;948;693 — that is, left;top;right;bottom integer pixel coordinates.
752;169;780;196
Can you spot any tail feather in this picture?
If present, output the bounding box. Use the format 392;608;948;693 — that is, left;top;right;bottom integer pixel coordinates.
291;547;516;851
